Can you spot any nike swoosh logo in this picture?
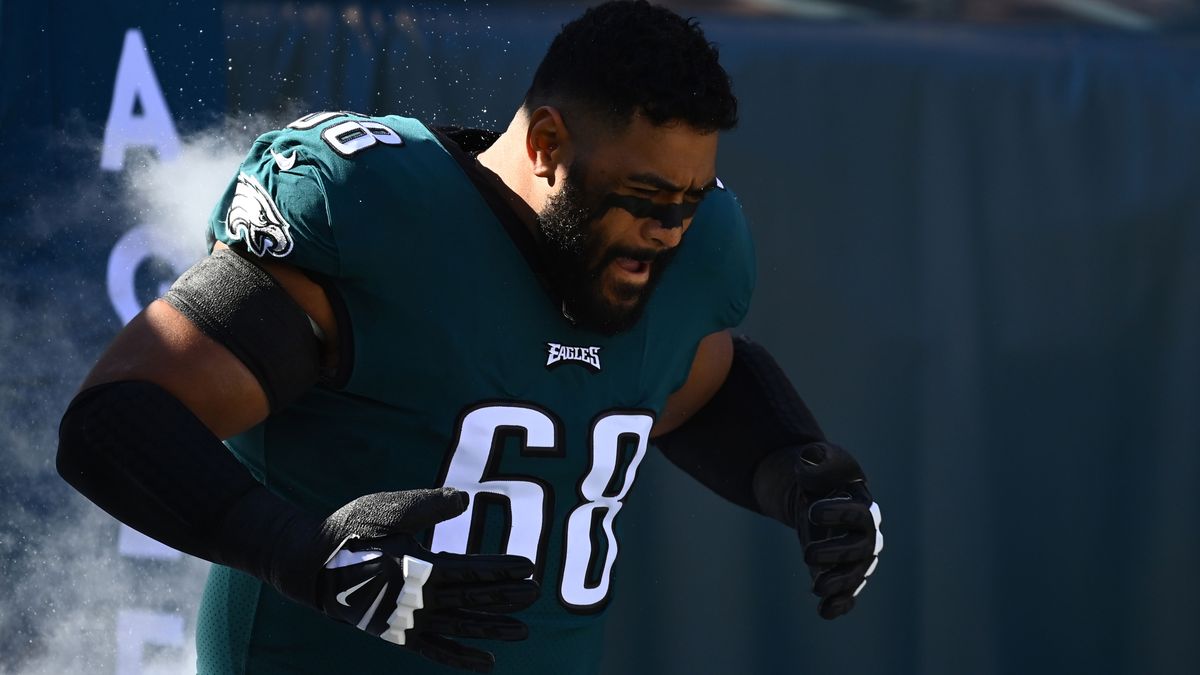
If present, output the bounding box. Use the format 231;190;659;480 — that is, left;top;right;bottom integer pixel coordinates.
356;583;389;631
336;576;377;607
271;149;297;171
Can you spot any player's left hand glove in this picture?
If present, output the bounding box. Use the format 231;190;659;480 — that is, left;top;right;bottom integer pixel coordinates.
755;442;883;620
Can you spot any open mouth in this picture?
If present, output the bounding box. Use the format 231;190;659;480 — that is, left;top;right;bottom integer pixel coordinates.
614;257;650;276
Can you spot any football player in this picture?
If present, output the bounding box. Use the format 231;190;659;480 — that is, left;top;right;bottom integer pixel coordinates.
57;2;883;673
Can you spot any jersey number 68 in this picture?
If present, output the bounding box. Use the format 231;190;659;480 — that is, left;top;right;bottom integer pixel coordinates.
430;404;652;614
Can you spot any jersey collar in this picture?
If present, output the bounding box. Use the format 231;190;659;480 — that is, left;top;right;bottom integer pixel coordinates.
427;123;565;310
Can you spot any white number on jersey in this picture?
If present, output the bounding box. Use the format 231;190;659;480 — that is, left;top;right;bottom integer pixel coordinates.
430;404;652;613
286;111;403;157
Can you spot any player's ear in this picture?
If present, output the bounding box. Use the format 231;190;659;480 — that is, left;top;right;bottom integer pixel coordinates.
526;106;569;187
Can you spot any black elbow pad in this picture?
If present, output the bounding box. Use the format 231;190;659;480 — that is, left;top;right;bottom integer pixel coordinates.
56;380;315;595
654;335;826;513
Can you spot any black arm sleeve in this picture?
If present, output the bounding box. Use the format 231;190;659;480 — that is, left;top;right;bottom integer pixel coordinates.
162;249;321;412
57;381;324;608
653;335;826;514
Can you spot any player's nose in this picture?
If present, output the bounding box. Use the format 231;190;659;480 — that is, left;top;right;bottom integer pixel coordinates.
644;216;685;249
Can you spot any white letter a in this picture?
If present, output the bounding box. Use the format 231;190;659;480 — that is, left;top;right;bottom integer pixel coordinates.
100;29;181;171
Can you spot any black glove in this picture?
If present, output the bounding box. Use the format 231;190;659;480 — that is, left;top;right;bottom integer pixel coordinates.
754;442;883;620
55;381;535;671
296;488;539;673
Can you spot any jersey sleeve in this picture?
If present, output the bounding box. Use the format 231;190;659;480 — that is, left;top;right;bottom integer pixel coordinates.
695;185;757;332
644;184;756;399
206;128;340;278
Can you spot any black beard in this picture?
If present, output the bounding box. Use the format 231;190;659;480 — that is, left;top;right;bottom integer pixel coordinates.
537;166;676;336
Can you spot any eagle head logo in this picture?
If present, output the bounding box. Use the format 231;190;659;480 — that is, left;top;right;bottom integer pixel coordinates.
225;173;295;258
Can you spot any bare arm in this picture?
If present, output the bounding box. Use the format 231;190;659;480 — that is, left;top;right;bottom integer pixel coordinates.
78;243;338;439
650;329;734;438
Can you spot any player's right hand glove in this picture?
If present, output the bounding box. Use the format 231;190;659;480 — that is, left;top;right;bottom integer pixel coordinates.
290;488;539;673
755;442;883;620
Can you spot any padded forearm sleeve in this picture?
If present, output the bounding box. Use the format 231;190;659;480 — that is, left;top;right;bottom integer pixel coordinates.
654;335;826;513
57;381;323;607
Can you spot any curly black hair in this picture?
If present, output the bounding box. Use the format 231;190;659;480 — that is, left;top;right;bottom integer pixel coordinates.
522;0;738;134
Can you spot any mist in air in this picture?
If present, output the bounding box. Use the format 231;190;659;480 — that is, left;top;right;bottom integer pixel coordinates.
0;115;289;675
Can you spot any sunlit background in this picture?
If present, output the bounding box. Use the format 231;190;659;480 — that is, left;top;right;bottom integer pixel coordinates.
2;1;1198;673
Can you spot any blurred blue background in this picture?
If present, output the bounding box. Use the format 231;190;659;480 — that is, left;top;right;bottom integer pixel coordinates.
2;1;1198;673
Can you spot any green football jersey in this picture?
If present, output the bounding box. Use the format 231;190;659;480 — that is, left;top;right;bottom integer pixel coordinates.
196;112;755;674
